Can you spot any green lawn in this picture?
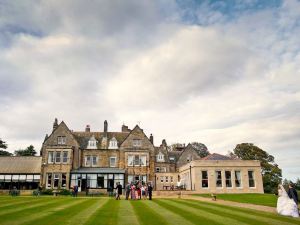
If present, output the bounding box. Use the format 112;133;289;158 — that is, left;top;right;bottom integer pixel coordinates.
0;196;299;225
192;193;279;207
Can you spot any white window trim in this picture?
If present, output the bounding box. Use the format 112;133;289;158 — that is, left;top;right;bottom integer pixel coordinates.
248;170;256;188
215;170;223;189
201;170;209;189
234;170;243;189
110;157;117;167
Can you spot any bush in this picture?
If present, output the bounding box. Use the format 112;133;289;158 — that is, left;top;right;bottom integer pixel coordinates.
59;189;71;196
41;189;53;195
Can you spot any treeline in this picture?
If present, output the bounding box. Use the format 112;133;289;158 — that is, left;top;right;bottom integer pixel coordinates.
0;138;37;156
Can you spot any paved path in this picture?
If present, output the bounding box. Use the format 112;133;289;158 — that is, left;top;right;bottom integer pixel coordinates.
153;194;277;213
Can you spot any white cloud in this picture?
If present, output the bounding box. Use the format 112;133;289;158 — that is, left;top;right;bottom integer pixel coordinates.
0;0;299;180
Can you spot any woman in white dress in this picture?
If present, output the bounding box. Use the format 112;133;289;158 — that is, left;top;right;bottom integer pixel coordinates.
277;184;299;217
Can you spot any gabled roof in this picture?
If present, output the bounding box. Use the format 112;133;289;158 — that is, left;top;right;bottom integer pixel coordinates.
119;125;154;148
155;146;170;163
0;156;42;174
201;153;233;161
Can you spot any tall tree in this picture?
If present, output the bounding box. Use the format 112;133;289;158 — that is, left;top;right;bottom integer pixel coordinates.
14;145;37;156
231;143;282;194
0;138;12;156
295;178;300;190
190;142;210;158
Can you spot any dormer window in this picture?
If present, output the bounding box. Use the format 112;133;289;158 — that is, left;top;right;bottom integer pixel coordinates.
133;139;142;147
87;135;97;149
108;137;118;149
57;136;66;145
156;152;165;162
169;156;175;162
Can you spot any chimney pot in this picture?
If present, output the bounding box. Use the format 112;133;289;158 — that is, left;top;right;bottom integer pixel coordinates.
85;125;90;132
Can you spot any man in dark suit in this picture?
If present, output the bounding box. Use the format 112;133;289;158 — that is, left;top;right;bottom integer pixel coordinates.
147;183;153;200
288;183;299;205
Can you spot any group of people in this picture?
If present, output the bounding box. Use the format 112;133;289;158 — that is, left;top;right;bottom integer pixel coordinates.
115;181;153;200
277;183;299;218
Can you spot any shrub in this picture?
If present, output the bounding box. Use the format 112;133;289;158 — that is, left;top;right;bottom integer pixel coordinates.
59;189;71;196
41;189;53;195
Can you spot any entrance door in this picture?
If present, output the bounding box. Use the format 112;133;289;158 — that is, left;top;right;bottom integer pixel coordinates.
107;179;114;191
81;178;87;192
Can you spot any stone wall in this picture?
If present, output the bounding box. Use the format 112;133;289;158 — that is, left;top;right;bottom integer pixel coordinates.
179;160;264;193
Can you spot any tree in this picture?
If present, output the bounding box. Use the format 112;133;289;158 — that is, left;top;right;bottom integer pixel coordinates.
14;145;37;156
170;143;185;151
190;142;210;158
0;138;12;156
295;178;300;190
231;143;282;194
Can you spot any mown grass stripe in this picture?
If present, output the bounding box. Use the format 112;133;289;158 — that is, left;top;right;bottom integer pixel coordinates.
143;200;194;225
156;199;245;225
178;199;300;225
172;199;295;225
0;198;75;225
0;197;44;208
84;199;120;225
64;198;108;225
0;197;64;216
131;200;169;225
117;200;139;225
21;198;90;225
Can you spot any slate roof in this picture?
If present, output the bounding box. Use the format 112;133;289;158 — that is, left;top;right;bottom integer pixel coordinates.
168;150;182;162
0;156;42;174
72;131;129;149
201;153;233;160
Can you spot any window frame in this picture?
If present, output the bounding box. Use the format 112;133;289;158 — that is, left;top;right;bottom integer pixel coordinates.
215;170;222;188
201;170;209;188
57;136;66;145
248;170;255;188
110;157;117;167
48;151;54;164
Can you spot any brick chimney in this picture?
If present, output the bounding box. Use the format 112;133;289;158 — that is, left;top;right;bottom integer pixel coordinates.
150;134;153;144
122;124;131;132
85;125;90;132
104;120;108;133
53;118;58;130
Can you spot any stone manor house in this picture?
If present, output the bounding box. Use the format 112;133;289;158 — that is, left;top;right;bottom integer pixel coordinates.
0;119;264;193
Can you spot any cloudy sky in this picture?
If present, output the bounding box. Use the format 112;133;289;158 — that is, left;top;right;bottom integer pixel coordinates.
0;0;299;180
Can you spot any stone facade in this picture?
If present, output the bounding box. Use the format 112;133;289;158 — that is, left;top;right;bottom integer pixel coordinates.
37;119;264;193
179;160;264;193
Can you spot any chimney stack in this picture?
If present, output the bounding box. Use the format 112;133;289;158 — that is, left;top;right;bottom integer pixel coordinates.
150;134;153;144
162;139;167;147
53;118;58;130
85;125;90;132
122;124;131;132
104;120;108;133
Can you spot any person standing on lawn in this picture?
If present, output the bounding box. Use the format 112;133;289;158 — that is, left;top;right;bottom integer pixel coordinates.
125;183;131;200
131;184;136;200
141;185;146;200
277;184;299;217
147;183;153;200
115;182;122;200
288;183;299;206
137;182;141;200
